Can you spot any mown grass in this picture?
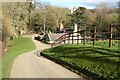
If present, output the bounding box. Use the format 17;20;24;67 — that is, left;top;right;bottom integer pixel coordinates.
80;40;119;49
42;40;120;80
2;37;36;78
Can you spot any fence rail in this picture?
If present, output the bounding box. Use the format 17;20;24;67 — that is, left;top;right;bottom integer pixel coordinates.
51;24;120;48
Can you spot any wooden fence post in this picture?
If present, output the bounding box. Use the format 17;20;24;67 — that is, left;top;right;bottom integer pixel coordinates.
68;33;70;44
109;24;113;48
93;27;96;47
77;32;79;45
83;30;86;46
67;35;69;44
72;33;73;44
63;36;65;44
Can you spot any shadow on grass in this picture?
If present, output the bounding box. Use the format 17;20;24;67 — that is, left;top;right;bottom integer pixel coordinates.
42;45;120;80
48;45;120;66
41;53;106;80
50;45;120;57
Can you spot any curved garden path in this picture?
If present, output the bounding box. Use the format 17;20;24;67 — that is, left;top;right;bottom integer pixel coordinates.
10;34;84;78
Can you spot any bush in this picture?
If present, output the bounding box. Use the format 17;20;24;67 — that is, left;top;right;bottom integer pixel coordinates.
34;36;41;41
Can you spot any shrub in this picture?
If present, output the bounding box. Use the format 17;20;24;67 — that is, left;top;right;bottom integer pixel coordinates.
34;36;42;41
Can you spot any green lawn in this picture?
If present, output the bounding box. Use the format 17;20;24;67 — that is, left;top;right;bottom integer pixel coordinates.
42;40;120;80
2;37;36;78
80;40;119;49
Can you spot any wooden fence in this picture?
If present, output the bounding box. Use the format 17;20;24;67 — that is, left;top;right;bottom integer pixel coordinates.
51;24;120;48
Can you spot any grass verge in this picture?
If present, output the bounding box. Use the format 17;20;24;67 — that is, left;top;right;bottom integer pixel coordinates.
41;40;120;80
2;37;36;78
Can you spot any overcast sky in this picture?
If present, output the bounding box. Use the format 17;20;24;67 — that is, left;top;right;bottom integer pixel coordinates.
36;0;119;9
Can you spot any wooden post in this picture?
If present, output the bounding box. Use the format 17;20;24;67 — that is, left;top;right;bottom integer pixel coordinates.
83;30;86;46
72;33;73;44
65;35;66;44
67;35;69;44
77;32;79;45
109;24;113;48
68;33;70;44
63;36;65;44
93;27;96;47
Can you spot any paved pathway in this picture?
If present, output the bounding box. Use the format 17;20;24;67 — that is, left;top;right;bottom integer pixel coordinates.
10;34;84;78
